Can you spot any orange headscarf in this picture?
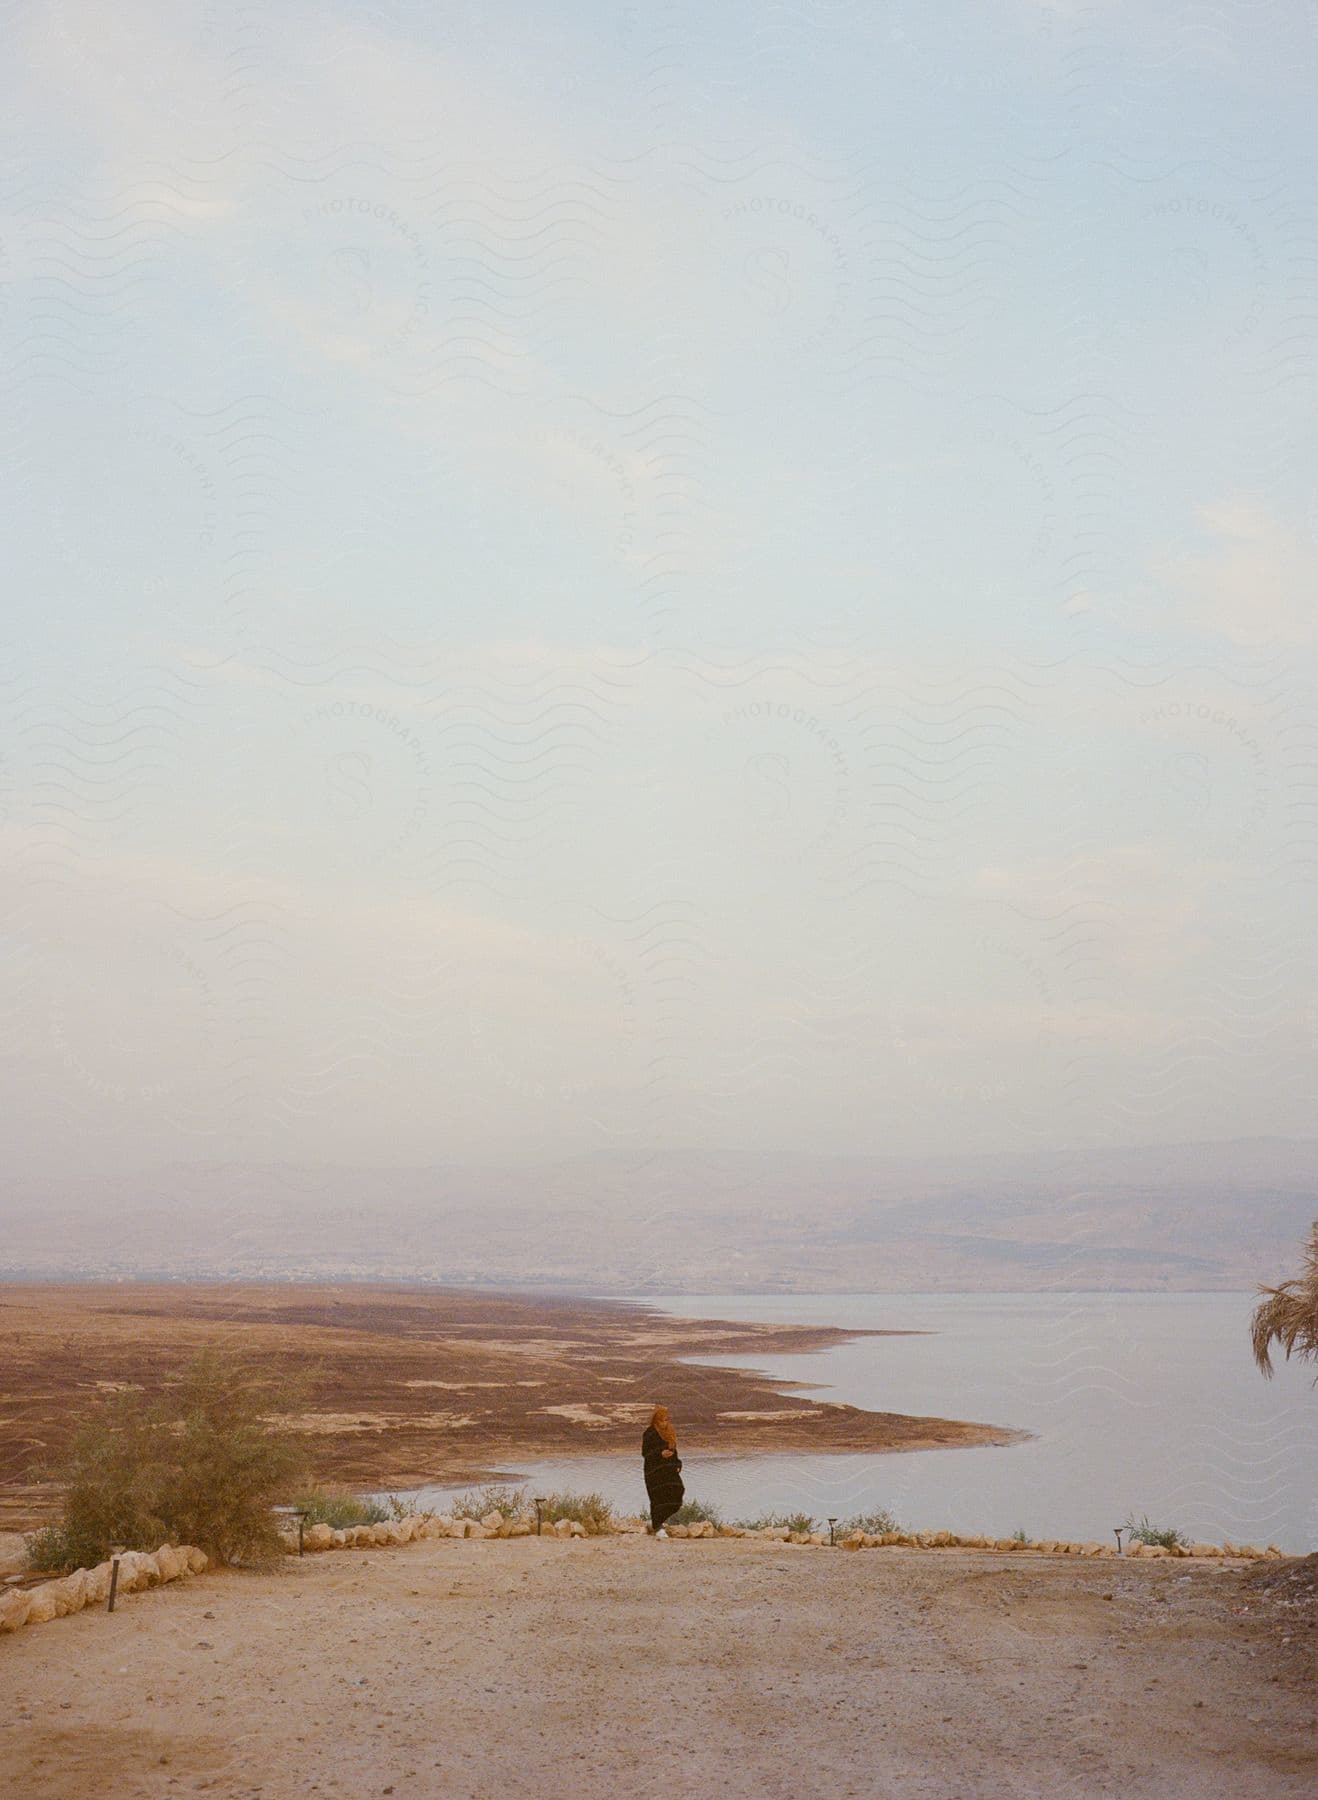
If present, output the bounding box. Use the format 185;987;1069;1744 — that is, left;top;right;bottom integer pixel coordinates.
649;1404;677;1448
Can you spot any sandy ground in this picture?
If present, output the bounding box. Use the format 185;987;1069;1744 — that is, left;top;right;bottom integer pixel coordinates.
0;1284;1019;1530
4;1537;1314;1800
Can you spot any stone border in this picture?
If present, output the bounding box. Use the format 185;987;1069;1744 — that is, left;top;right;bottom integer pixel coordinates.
3;1518;1290;1641
662;1525;1286;1556
0;1543;208;1634
286;1513;1290;1559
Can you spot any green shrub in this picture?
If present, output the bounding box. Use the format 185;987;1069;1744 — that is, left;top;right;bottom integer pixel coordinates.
732;1510;817;1535
157;1351;308;1565
670;1498;722;1527
25;1385;169;1573
450;1484;528;1522
1124;1514;1187;1549
294;1487;389;1529
1010;1527;1032;1545
23;1523;88;1576
536;1490;613;1532
31;1348;309;1570
837;1508;900;1536
383;1493;427;1522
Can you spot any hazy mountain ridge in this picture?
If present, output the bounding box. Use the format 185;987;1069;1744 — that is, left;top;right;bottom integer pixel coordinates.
4;1138;1314;1292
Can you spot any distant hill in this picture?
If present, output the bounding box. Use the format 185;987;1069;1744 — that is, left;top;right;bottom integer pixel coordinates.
4;1138;1314;1292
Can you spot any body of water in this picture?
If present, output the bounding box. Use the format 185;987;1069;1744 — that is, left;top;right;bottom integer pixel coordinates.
412;1292;1316;1552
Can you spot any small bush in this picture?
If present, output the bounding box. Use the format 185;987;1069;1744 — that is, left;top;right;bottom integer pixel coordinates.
670;1498;722;1527
383;1493;428;1522
25;1385;168;1573
32;1348;309;1570
1010;1527;1032;1545
157;1351;308;1565
732;1510;817;1535
1124;1514;1187;1549
294;1487;389;1530
536;1490;613;1532
450;1484;528;1522
837;1508;900;1536
23;1523;85;1576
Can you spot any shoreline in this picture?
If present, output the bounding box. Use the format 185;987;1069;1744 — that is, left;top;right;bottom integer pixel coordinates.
0;1281;1021;1531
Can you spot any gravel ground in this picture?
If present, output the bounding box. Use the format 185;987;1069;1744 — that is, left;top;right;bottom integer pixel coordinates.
3;1537;1315;1800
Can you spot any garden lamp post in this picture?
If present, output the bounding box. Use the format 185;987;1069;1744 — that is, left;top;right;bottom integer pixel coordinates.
828;1518;838;1546
295;1508;310;1556
534;1497;547;1536
107;1544;126;1613
1113;1526;1126;1556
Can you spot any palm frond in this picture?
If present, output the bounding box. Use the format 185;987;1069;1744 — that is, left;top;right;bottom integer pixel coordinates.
1251;1221;1318;1377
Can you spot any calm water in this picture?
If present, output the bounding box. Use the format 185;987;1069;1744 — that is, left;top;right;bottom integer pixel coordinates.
412;1292;1317;1551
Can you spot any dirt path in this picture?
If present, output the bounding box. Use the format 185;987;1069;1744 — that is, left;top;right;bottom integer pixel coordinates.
4;1538;1314;1799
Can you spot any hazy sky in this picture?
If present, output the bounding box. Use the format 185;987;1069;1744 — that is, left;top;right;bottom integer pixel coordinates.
2;2;1315;1175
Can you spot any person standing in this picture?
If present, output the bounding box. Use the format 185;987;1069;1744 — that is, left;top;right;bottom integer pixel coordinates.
641;1404;685;1537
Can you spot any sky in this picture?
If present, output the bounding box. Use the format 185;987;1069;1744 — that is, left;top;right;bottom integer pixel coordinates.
1;1;1316;1176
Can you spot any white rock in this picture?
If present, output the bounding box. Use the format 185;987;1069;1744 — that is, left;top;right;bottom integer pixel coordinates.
480;1512;504;1532
184;1547;208;1574
307;1523;334;1551
156;1545;186;1582
553;1518;573;1539
26;1585;59;1625
84;1562;113;1604
116;1551;151;1591
0;1587;33;1632
45;1572;79;1616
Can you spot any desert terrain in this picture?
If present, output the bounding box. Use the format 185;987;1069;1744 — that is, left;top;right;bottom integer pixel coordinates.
0;1283;1020;1531
4;1533;1315;1799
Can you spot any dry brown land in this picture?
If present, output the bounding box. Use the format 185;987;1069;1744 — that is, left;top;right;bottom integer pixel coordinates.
0;1283;1021;1530
3;1536;1315;1799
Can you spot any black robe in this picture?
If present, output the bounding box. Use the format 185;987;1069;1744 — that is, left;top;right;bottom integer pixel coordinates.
641;1424;684;1529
